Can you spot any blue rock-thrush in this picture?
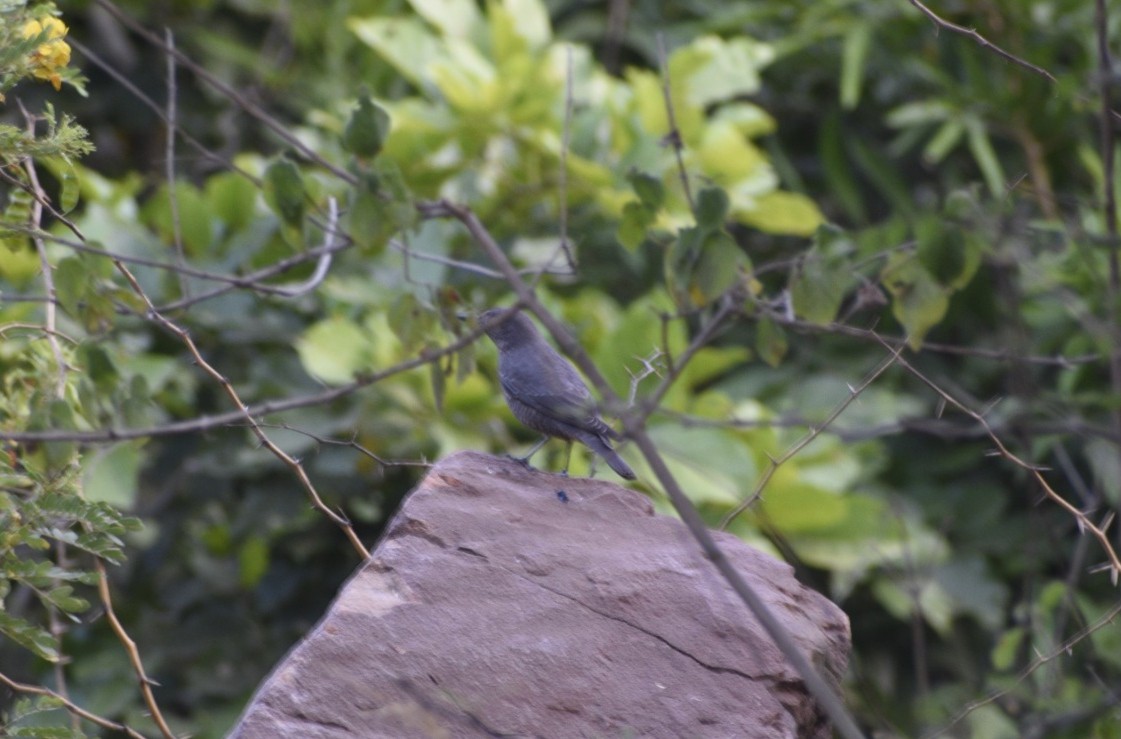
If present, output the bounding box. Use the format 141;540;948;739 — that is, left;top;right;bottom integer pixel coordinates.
481;308;636;480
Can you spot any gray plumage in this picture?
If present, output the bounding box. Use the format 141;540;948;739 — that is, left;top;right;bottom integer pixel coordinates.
481;308;636;480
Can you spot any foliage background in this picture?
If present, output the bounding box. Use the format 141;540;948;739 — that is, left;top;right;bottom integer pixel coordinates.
2;0;1120;736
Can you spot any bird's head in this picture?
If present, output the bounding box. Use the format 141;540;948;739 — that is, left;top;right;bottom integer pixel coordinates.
479;307;540;352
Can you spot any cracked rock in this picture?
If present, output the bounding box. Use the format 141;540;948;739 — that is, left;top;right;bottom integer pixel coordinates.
230;451;851;738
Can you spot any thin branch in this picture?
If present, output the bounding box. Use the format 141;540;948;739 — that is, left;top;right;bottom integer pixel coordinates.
93;0;358;185
255;423;434;469
778;312;1099;367
48;542;78;734
388;238;576;281
0;317;497;444
0;669;149;739
555;44;577;273
95;559;174;738
719;341;905;530
907;0;1121;125
626;349;663;406
261;197;339;298
20;110;68;398
640;296;738;417
163;28;189;298
907;0;1056;82
108;257;369;558
655;33;695;214
69;37;253;181
0;322;79;343
1093;0;1121;549
877;336;1121;583
923;598;1121;737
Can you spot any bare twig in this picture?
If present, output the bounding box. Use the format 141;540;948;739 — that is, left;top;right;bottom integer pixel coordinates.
0;317;498;444
719;341;905;530
0;322;79;343
20;111;68;398
640;297;738;417
907;0;1121;125
93;0;358;185
907;0;1056;81
555;44;577;273
95;559;173;738
0;166;86;242
923;598;1121;737
69;37;253;181
656;33;695;214
108;257;370;559
602;0;631;75
877;337;1121;583
0;669;149;739
262;197;339;298
1093;0;1121;542
163;28;189;298
626;349;663;406
255;422;434;469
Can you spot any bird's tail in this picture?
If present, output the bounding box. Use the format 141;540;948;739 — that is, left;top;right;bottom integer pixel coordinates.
585;434;636;480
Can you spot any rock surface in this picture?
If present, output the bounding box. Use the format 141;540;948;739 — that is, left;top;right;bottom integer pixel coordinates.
230;451;851;739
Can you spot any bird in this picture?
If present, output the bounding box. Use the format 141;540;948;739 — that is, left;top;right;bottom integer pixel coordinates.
480;307;636;480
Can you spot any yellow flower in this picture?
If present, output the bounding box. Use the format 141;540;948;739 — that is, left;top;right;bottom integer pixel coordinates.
21;17;71;91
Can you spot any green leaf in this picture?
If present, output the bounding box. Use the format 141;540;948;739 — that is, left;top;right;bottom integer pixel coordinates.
922;118;966;164
296;316;375;384
407;0;484;40
53;256;87;319
819;112;866;223
78;344;119;393
739;190;823;236
932;556;1008;632
627;170;664;211
880;251;950;349
205;172;259;232
756;315;787;367
430;355;446;413
144;181;215;256
83;442;143;508
916;217;967;287
790;246;850;325
343;92;391;159
966;117;1005;197
239;536;270;589
670;36;773;109
617;201;652;250
349;17;444;90
644;424;756;505
692;230;747;305
0;611;59;662
44;584;90;614
666;226;704;307
262;156;306;227
694;187;729;231
840;23;871;109
53;159;81;213
1085;437;1121;506
388;293;436;351
990;627;1026;671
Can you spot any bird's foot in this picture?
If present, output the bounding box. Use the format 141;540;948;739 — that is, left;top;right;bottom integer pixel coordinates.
506;454;534;470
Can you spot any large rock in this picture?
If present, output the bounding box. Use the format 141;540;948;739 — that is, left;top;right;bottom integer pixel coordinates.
231;451;850;738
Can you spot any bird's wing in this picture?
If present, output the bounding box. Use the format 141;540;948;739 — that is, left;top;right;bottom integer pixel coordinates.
500;352;614;436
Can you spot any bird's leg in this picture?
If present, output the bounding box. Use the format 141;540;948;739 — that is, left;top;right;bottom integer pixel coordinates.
559;440;573;477
510;435;549;468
